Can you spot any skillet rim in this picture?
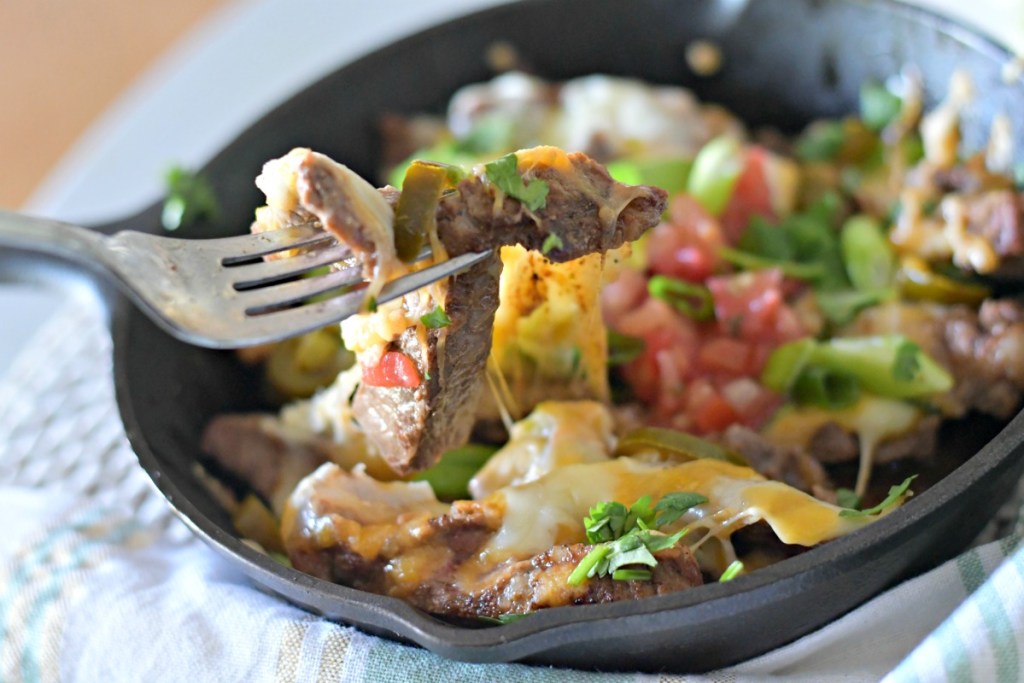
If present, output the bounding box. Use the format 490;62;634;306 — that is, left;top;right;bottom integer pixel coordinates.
110;0;1024;666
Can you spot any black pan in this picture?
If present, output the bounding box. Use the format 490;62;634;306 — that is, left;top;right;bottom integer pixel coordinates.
4;0;1024;673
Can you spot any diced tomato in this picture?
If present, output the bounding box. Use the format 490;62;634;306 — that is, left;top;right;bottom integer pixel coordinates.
362;351;421;388
720;378;784;429
647;195;725;283
696;336;755;377
707;269;783;341
720;147;776;244
616;298;698;409
690;390;740;434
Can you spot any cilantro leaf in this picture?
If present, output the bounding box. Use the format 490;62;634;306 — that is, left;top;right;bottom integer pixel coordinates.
584;501;629;543
892;340;922;382
839;475;917;518
484;153;549;211
420;307;452;330
162;166;220;231
836;487;861;510
654;492;709;527
570;492;703;586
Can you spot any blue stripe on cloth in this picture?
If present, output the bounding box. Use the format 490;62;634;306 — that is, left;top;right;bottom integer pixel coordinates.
0;509;109;648
19;518;138;683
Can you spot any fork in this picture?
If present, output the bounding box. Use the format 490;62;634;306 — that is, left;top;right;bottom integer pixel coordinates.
0;210;492;349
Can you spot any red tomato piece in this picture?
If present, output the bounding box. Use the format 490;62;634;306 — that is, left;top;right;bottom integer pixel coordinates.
690;390;741;435
720;147;776;245
696;336;755;377
647;195;725;283
362;351;421;388
706;269;785;342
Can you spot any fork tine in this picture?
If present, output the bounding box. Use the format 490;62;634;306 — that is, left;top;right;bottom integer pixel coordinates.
216;223;336;263
243;250;493;339
231;243;358;289
239;263;364;313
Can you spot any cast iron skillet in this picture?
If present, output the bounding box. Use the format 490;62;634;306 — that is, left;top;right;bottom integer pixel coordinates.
5;0;1024;673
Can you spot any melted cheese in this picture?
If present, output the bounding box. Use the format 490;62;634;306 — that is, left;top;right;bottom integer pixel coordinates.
482;458;870;563
764;396;922;496
889;188;999;274
468;400;614;498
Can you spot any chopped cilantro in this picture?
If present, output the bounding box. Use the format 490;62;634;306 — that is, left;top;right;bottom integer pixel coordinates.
162;165;220;231
541;232;564;254
478;612;533;625
892;340;922;382
839;475;917;518
366;296;378;313
420;307;452;329
859;81;903;131
484;153;549;211
836;488;861;510
654;492;709;527
569;492;705;586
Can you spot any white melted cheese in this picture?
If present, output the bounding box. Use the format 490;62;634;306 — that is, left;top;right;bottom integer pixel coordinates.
764;396;922;495
482;457;870;563
468;400;615;498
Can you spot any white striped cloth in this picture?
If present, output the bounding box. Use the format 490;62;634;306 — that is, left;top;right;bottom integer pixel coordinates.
3;295;1024;682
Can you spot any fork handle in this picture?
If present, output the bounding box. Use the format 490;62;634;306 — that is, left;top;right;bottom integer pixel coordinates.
0;209;107;262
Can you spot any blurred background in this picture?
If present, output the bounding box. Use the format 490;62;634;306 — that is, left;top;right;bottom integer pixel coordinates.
0;0;1022;379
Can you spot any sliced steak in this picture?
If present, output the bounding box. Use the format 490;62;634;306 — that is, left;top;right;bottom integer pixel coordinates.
353;149;667;474
200;414;331;514
806;416;941;466
720;424;834;500
282;462;701;619
965;190;1024;258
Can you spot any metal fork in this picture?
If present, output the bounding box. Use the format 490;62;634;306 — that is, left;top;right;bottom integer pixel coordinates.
0;210;491;348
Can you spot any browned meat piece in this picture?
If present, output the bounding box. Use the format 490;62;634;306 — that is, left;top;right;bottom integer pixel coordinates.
283;464;702;618
353;150;667;474
435;150;667;259
908;155;1013;195
352;256;502;474
200;414;330;513
942;299;1024;418
807;416;941;465
965;190;1024;258
720;424;833;499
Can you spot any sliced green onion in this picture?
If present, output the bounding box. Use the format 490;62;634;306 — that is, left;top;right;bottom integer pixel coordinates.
606;157;693;195
615;426;746;465
840;215;895;292
648;275;715;320
792;365;861;410
613;568;653;582
765;335;953;400
859;82;903;131
687;135;744;216
567;544;612;586
815;289;891;326
607;330;645;366
718;246;827;281
719;560;744;582
836;488;861;510
761;337;816;393
795;121;845;162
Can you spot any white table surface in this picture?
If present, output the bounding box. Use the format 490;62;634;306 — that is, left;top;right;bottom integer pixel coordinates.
0;0;1020;381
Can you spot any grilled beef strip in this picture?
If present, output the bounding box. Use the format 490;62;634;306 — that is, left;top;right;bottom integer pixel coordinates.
282;463;702;618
